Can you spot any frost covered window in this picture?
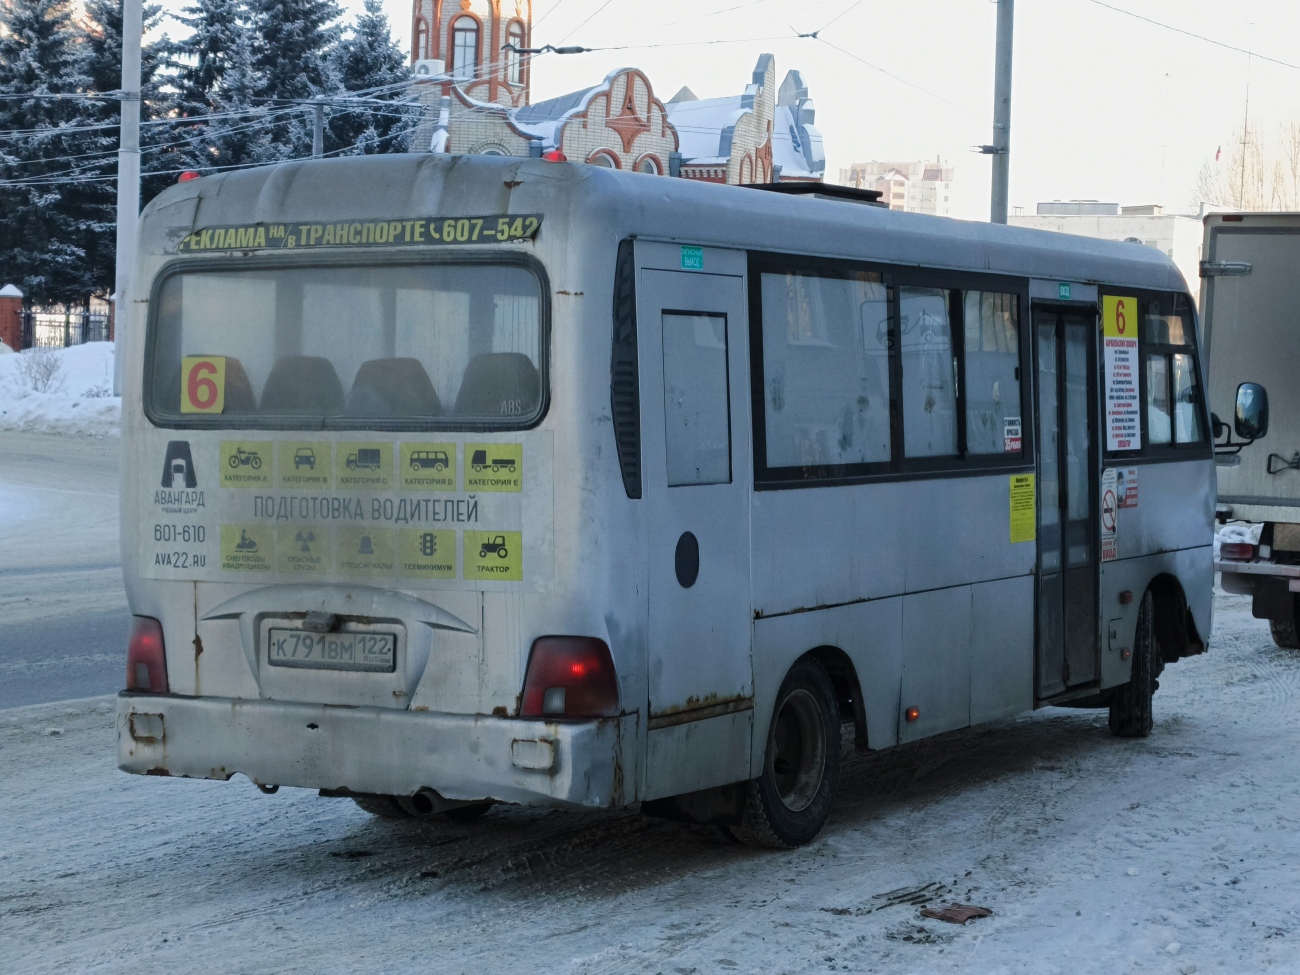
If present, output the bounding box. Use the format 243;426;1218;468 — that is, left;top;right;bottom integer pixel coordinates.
963;291;1021;455
900;287;958;458
759;270;891;472
147;262;545;430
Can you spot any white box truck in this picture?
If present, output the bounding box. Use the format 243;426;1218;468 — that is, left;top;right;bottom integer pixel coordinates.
1202;212;1294;643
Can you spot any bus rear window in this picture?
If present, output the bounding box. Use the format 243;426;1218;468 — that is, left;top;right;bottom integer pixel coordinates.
147;261;546;429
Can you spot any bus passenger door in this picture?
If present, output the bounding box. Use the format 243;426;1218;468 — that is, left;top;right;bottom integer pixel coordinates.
1034;309;1100;697
635;244;754;800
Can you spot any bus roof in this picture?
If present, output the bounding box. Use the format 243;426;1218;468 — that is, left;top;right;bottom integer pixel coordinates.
141;154;1190;296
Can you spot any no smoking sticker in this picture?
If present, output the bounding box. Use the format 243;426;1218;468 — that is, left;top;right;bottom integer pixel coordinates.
1101;468;1119;561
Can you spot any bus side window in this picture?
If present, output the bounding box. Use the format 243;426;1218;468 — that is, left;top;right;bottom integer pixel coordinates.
1142;295;1204;447
662;312;731;486
962;291;1022;455
900;287;958;457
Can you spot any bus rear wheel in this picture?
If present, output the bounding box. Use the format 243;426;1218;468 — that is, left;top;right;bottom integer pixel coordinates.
732;657;840;849
1109;590;1160;738
1269;618;1300;649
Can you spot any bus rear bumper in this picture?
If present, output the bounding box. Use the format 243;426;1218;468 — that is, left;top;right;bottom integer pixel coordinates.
117;693;635;809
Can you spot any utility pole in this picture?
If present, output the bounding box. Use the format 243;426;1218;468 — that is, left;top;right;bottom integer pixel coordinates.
313;99;325;159
113;0;142;392
989;0;1013;224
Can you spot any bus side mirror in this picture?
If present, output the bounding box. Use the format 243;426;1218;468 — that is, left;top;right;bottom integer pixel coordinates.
1235;382;1269;441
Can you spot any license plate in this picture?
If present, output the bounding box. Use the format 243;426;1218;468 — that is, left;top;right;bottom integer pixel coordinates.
266;628;396;673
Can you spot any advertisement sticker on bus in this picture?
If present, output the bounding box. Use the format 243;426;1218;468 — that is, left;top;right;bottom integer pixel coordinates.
1009;474;1036;543
1101;467;1120;561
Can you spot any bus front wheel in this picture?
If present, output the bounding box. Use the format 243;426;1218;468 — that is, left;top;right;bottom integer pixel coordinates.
1109;590;1160;738
732;657;840;849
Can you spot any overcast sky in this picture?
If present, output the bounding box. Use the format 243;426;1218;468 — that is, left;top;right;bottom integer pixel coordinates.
159;0;1300;220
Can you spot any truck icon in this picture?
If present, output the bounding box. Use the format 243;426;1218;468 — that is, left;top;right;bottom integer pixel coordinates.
346;449;382;471
479;535;509;559
410;449;449;471
294;447;316;470
470;449;517;474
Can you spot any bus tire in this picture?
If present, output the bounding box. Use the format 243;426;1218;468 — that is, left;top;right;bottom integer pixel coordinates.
1269;618;1300;649
732;657;840;849
352;795;412;819
1109;590;1157;738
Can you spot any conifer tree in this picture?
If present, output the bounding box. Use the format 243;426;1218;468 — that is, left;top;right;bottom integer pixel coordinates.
197;30;289;170
167;0;254;171
0;0;97;304
251;0;342;102
328;0;415;155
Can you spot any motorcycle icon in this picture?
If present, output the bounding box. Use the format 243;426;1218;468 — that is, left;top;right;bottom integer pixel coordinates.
228;447;262;470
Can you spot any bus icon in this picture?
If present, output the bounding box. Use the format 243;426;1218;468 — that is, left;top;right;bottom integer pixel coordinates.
346;449;382;471
470;449;517;473
410;449;449;471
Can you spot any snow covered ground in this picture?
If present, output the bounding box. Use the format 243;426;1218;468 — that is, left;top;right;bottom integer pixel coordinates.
2;587;1298;975
0;342;120;437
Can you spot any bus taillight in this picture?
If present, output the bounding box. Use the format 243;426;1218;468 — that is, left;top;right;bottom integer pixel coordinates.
126;617;169;693
521;637;619;718
1220;542;1256;561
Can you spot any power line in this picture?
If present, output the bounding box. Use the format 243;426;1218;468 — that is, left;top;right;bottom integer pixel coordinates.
1085;0;1300;71
814;36;989;123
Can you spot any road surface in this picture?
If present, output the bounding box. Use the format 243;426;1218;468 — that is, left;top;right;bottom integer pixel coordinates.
0;431;127;707
2;587;1298;974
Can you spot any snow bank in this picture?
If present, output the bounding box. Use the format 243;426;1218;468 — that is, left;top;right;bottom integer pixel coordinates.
0;343;120;437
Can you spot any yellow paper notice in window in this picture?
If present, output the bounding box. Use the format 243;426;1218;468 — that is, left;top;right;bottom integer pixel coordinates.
1010;474;1036;544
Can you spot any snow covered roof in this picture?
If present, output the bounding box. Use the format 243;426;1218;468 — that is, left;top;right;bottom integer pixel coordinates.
771;104;824;180
0;284;22;298
665;95;749;162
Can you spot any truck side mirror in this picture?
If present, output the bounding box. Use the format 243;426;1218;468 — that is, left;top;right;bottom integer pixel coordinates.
1235;382;1269;440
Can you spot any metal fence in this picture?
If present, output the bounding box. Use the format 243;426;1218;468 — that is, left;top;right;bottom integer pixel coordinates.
21;309;111;349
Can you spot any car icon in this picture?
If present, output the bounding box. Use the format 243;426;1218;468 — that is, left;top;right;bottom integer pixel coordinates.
294;448;316;470
410;449;449;471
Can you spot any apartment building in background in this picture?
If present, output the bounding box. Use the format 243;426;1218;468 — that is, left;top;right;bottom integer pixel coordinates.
840;159;955;215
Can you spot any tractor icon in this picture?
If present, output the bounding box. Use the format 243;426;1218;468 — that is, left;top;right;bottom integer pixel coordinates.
479;535;509;559
470;449;517;474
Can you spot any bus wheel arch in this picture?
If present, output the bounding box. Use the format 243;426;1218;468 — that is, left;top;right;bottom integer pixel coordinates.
805;645;869;752
1147;573;1204;663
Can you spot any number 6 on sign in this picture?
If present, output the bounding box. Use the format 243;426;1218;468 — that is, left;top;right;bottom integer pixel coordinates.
181;356;226;414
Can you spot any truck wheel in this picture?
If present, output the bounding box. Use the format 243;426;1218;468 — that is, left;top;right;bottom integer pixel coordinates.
1269;619;1300;649
731;657;840;848
353;795;411;819
1109;590;1159;738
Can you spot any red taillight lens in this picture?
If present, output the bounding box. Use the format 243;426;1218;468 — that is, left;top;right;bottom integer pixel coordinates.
541;149;567;163
178;170;200;182
520;637;619;718
126;616;168;692
1220;542;1256;561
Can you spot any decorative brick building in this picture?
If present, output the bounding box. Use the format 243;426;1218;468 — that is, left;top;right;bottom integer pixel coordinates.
411;1;825;184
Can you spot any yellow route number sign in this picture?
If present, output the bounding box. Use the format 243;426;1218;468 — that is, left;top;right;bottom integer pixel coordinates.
1102;295;1137;339
181;356;226;414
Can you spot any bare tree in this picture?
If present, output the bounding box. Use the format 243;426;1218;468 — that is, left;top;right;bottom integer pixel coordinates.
1194;121;1300;211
